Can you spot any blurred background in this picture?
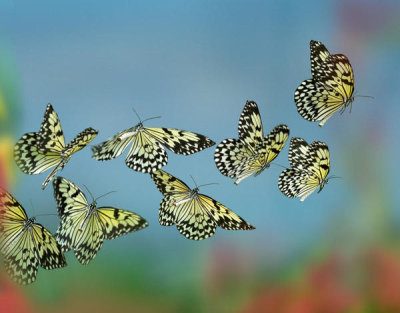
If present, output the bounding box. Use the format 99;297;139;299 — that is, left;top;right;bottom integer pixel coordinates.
1;1;400;312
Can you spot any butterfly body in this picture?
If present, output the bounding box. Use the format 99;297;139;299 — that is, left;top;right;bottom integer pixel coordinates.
278;138;331;201
92;118;215;173
0;189;66;285
14;104;98;189
294;41;355;126
214;101;289;184
53;177;148;264
151;170;255;240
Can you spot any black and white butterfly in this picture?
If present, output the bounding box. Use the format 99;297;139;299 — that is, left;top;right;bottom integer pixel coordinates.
214;100;289;184
92;113;215;173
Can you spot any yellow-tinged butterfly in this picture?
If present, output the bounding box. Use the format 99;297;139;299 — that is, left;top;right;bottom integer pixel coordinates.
294;40;355;126
52;177;148;265
91;112;215;173
14;104;98;189
0;188;66;285
214;100;289;184
278;137;337;201
150;169;255;240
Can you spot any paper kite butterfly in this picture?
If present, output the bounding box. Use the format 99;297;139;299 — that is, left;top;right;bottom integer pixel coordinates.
14;103;98;189
150;169;255;240
91;113;215;173
278;137;334;201
294;40;355;126
214;100;289;184
52;176;148;265
0;188;66;285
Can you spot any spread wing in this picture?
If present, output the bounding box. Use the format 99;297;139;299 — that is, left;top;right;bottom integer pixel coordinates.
63;127;98;156
145;127;215;155
150;169;191;196
97;207;148;240
278;168;321;202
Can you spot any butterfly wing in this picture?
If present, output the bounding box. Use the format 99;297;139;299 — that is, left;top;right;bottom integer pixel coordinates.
97;207;148;240
91;127;138;161
238;101;264;151
145;127;215;155
125;130;168;173
53;177;90;252
310;40;330;78
72;214;105;265
37;103;66;152
158;196;176;226
307;141;330;181
31;223;66;271
14;132;61;175
263;124;290;164
278;168;320;201
214;138;254;179
294;78;346;126
314;54;354;100
150;169;191;196
288;137;310;169
174;197;218;240
63;127;98;156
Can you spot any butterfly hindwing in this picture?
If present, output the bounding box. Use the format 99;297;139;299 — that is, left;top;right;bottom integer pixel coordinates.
125;131;168;173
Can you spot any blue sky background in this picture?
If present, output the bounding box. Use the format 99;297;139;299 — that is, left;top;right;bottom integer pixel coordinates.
1;1;399;311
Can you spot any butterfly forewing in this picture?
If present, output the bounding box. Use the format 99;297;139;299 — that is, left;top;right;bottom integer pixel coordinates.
308;142;330;180
150;169;191;195
37;103;66;152
238;101;264;151
145;127;215;155
288;137;310;170
278;168;320;201
63;127;98;156
97;207;148;239
263;125;290;164
310;40;330;78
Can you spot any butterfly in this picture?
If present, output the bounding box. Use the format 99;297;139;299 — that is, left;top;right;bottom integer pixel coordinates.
214;100;289;184
52;176;148;265
150;169;255;240
14;103;98;189
278;137;334;201
0;188;66;285
294;40;355;126
91;114;215;173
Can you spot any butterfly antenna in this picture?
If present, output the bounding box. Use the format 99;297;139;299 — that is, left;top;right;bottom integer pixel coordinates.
83;184;95;203
95;191;117;202
132;107;142;123
327;175;342;180
190;175;199;189
35;213;59;218
197;182;219;189
270;162;289;170
142;116;162;124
